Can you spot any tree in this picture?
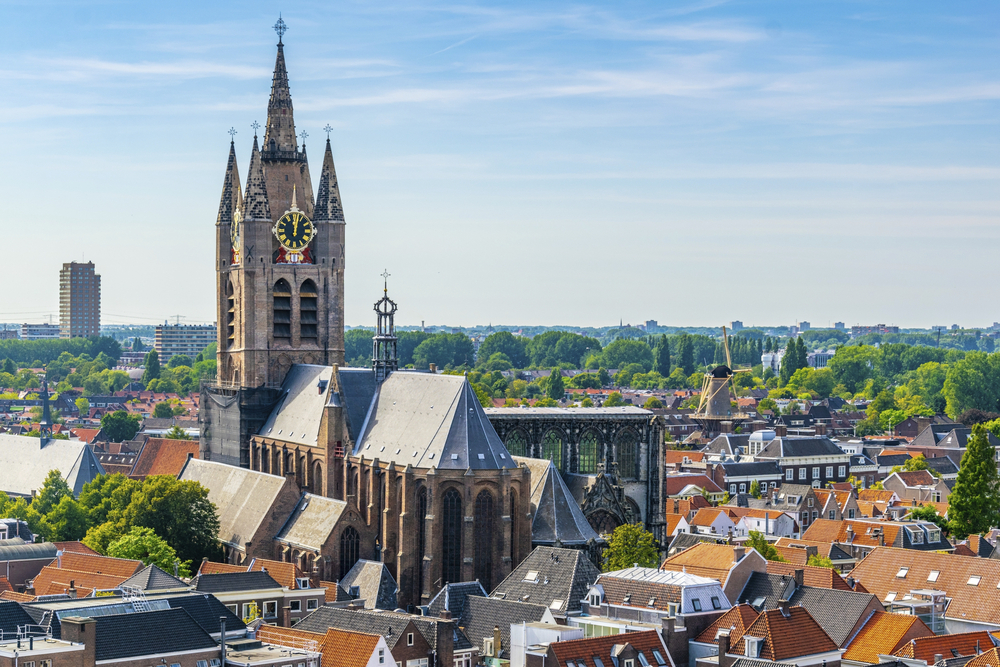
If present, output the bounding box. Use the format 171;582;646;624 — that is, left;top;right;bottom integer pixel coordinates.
142;350;161;385
42;496;89;541
757;398;777;414
944;352;1000;418
603;392;626;407
643;396;664;409
547;369;565;401
33;470;73;516
779;338;798;386
132;337;145;352
653;336;670;377
2;359;15;374
107;526;192;577
472;383;493;408
101;411;141;443
676;335;695;376
75;397;90;414
153;402;174;419
908;504;949;534
602;523;659;571
601;340;654;372
746;530;786;562
749;480;761;499
119;476;221;564
476;332;528;368
948;424;1000;539
807;554;835;568
164;425;191;440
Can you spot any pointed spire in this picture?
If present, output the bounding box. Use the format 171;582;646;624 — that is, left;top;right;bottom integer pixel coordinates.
216;140;243;225
263;35;297;155
314;137;345;222
243;136;271;221
39;380;52;439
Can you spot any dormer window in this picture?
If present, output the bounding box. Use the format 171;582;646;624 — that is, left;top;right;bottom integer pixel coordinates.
745;637;763;658
691;599;702;612
590;593;601;607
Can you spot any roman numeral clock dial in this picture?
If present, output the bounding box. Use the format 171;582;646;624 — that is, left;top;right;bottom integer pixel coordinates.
273;210;315;263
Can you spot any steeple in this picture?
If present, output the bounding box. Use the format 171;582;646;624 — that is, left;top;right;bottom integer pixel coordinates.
263;21;298;156
372;271;398;384
243;135;271;221
216;139;243;225
39;380;52;440
314;137;345;222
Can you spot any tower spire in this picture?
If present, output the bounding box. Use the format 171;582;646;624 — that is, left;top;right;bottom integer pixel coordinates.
314;135;345;222
216;138;243;226
263;17;297;156
243;135;271;221
372;274;398;384
39;379;52;440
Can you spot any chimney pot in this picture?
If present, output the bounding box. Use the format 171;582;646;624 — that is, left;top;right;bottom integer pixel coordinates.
793;569;804;587
778;598;791;616
440;610;452;620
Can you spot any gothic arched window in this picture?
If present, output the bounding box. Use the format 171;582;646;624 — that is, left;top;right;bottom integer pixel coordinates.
273;279;292;339
226;280;235;349
442;488;463;585
339;526;360;579
578;431;599;474
505;431;527;457
417;487;428;597
542;430;564;470
300;279;318;340
509;490;518;565
474;490;495;591
616;430;639;479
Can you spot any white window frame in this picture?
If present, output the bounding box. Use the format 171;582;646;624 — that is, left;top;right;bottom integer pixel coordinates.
799;468;806;480
263;600;278;618
825;466;833;478
786;469;794;481
307;598;319;611
838;466;846;477
290;599;302;612
812;467;820;479
408;633;415;647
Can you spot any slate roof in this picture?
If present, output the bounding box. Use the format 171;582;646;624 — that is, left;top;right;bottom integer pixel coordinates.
119;564;187;591
665;532;728;557
260;365;334;447
703;434;750;457
0;542;57;561
732;606;838;661
164;593;246;635
910;425;1000;449
756;436;848;460
336;368;378;443
490;546;601;614
193;571;282;593
0;600;39;635
842;611;932;664
340;560;398;610
355;372;516;470
427;581;487;618
549;629;673;667
276;493;348;552
0;434;105;496
512;457;602;546
923;456;959;476
596;567;728;614
720;461;784;477
459;595;550;658
295;606;448;652
90;607;217;661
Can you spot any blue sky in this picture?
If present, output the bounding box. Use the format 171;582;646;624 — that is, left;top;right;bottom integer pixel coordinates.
1;1;998;329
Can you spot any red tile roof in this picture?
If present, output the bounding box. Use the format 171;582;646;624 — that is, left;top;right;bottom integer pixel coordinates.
893;632;995;662
130;438;200;479
54;542;99;555
766;561;853;590
549;630;673;667
732;607;838;662
842;611;932;664
695;604;760;644
258;624;383;667
665;475;723;495
966;648;1000;667
661;543;744;584
892;470;937;487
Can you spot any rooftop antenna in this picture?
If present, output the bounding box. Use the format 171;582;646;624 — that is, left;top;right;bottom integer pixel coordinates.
170;315;186;326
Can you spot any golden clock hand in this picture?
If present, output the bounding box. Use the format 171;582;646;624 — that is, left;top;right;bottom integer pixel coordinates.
293;218;299;237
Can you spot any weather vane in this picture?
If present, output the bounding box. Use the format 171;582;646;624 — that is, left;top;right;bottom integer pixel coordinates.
381;269;390;293
299;130;308;144
324;124;333;139
251;120;260;136
228;127;237;141
273;15;287;43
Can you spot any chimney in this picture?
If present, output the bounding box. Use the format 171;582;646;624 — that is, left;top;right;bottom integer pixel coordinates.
60;616;96;667
440;609;452;620
732;546;745;561
778;599;791;617
917;417;932;434
847;577;856;589
793;569;804;588
220;616;227;663
429;363;437;373
934;656;944;666
774;425;787;437
68;580;77;598
281;605;292;628
815;423;827;436
717;630;733;667
493;625;502;657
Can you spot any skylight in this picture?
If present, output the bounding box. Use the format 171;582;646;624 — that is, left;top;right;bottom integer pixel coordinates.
523;570;539;583
968;576;982;586
927;571;939;582
896;567;909;578
885;592;897;602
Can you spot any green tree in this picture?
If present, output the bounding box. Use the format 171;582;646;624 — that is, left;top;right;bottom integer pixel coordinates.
166;354;193;369
472;383;493;408
653;336;670;377
164;425;191;440
602;523;659;571
547;369;565;401
476;332;528;368
100;411;141;443
943;352;1000;418
2;359;15;374
603;392;626;407
749;480;761;499
779;339;797;386
676;335;695;376
344;329;374;366
757;398;777;414
643;396;664;409
75;397;90;414
948;424;1000;539
132;337;145;352
107;526;192;577
601;340;654;372
746;530;786;562
828;346;877;394
41;496;89;541
33;470;73;516
142;350;161;385
807;554;835;568
412;333;475;369
153;402;174;419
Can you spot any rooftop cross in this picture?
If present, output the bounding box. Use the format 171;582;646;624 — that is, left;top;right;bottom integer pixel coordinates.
299;130;308;145
273;15;287;43
323;124;333;140
228;127;237;141
251;120;260;136
381;269;390;293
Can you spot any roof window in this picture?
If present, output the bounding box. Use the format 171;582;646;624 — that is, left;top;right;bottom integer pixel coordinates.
896;567;909;578
550;600;563;610
652;651;666;666
711;596;722;610
692;599;702;612
927;571;939;582
885;592;897;602
594;659;605;667
968;576;981;586
523;570;539;583
638;653;650;667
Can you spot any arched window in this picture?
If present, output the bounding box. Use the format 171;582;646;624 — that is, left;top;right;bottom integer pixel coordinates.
442;488;463;585
226;281;236;349
273;279;292;339
505;431;527;457
509;490;518;565
578;431;599;474
474;490;495;591
417;487;428;597
616;430;639;479
339;526;360;579
300;280;318;340
542;430;564;470
312;461;323;495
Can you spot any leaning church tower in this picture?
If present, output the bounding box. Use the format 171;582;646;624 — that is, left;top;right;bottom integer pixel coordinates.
201;18;346;467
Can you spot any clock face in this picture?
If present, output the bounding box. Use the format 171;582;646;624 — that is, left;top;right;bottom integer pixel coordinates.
274;211;314;251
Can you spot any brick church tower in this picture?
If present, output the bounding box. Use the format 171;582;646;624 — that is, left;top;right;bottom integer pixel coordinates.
201;19;346;467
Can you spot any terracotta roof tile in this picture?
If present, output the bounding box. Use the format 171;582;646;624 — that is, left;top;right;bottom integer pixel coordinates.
664;514;687;535
802;519;902;549
773;547;809;566
0;591;34;602
842;611;932;663
198;561;247;576
893;632;995;662
966;648;1000;667
130;438;200;479
766;562;852;590
661;543;740;584
732;607;838;662
57;552;143;579
31;566;131;596
665;475;723;495
250;558;303;589
258;624;383;667
695;604;760;644
892;471;936;487
549;629;673;667
54;541;99;555
858;490;897;503
664;451;706;465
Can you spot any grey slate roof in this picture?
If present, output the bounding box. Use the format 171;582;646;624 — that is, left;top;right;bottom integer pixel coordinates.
513;457;602;546
911;425;1000;449
756;436;848;459
666;532;728;556
720;461;783;477
91;608;217;661
355;372;516;470
340;559;398;610
193;571;281;593
0;601;38;635
459;595;550;659
119;564;187;591
0;434;105;496
427;581;487;618
259;365;333;447
490;546;601;614
923;457;959;476
0;541;57;561
295;606;449;652
164;594;247;635
276;493;347;552
337;368;378;443
703;434;750;457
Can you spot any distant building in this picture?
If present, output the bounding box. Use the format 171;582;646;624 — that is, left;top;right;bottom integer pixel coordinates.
0;327;17;340
799;321;811;331
731;320;744;332
154;323;217;362
646;319;660;332
21;323;60;340
59;261;101;338
851;324;899;336
807;351;834;368
834;322;845;331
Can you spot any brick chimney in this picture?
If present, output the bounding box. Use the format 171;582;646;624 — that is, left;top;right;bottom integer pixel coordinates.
814;423;827;436
61;616;96;667
732;546;745;561
917;416;932;434
773;425;787;437
281;605;292;628
793;569;804;588
68;580;78;598
778;599;791;617
717;630;733;667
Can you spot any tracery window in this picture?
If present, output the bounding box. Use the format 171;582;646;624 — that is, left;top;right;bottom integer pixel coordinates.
616;430;639;479
339;526;360;579
542;430;564;470
417;488;428;596
474;490;495;591
505;431;527;457
578;431;599;474
509;490;518;565
442;488;463;585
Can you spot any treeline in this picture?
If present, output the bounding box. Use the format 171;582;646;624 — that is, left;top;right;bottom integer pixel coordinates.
0;337;122;367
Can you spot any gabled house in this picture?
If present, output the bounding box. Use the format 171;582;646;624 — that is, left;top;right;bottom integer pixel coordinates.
882;471;950;504
689;508;739;537
697;605;841;667
660;543;767;604
752;436;852;489
813;489;861;522
731;509;798;539
841;611;933;665
490;546;601;616
767;484;822;532
801;519;952;558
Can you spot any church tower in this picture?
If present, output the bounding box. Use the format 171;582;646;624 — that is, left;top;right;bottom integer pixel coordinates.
202;18;346;467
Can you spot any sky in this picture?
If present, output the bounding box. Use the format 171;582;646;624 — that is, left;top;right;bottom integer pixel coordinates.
1;1;998;330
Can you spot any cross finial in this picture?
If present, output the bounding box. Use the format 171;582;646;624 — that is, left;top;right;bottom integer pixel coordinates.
274;15;287;43
251;120;260;136
381;269;390;293
324;124;333;140
299;130;308;145
228;127;237;141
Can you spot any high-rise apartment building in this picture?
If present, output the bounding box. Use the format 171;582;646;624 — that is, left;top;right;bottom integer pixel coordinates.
59;262;101;338
155;323;217;362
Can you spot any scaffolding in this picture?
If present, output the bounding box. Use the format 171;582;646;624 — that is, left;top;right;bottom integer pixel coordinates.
888;589;947;634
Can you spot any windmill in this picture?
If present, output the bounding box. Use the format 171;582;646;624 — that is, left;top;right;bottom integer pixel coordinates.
692;326;751;434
